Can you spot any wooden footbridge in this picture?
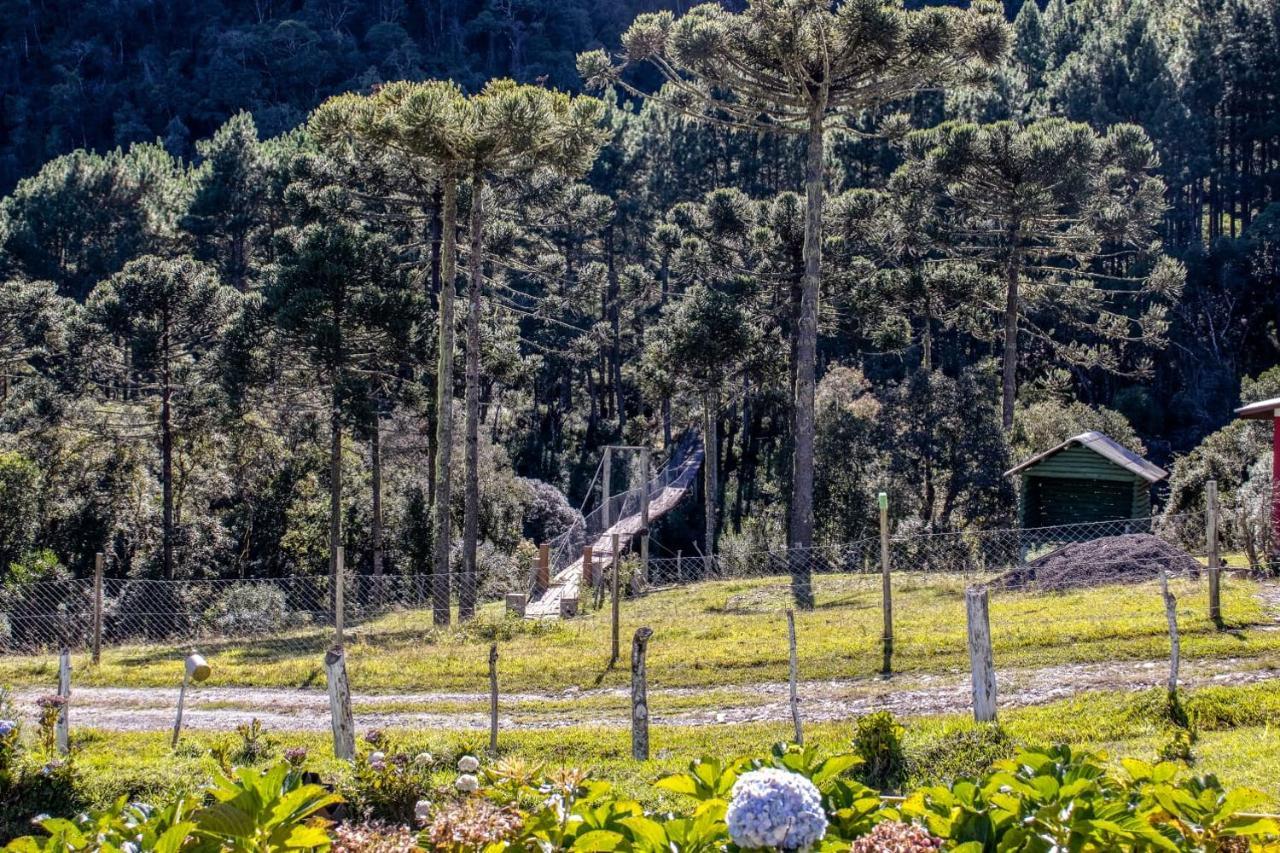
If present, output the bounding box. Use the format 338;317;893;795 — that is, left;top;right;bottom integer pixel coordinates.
524;434;704;619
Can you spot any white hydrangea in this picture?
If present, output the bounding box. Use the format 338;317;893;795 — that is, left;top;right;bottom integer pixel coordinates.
458;755;480;773
726;768;827;851
455;773;480;793
368;751;386;771
413;752;433;767
413;799;432;825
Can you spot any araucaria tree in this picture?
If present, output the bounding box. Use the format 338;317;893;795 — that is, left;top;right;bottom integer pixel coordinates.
311;80;605;622
84;256;241;579
900;118;1185;430
580;0;1010;607
265;219;414;602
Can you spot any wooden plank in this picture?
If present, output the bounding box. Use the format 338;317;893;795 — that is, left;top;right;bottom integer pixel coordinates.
488;643;499;755
56;648;70;754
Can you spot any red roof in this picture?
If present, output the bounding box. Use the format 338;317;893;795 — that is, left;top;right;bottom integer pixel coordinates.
1235;398;1280;420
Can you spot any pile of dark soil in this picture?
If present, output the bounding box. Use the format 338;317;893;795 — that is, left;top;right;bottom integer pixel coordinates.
1000;533;1201;590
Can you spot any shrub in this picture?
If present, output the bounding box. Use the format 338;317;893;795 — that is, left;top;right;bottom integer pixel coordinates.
209;582;290;636
906;723;1016;786
852;710;906;791
341;731;437;824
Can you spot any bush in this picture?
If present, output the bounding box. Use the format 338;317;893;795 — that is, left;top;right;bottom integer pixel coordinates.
906;723;1016;786
852;711;906;791
208;582;290;636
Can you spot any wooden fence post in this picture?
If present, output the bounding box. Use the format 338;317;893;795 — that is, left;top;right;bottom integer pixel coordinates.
325;648;355;760
676;550;683;583
92;553;103;666
631;627;653;760
334;546;345;648
582;545;594;596
1206;479;1222;624
537;543;550;594
57;648;70;754
638;532;649;593
1160;569;1181;698
610;533;621;666
488;643;499;755
641;448;651;529
603;446;613;529
786;610;803;745
965;586;997;722
879;492;893;674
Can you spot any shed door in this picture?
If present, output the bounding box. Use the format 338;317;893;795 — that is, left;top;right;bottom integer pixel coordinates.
1024;476;1133;527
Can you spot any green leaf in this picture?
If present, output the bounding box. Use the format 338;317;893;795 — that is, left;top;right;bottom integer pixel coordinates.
572;829;626;851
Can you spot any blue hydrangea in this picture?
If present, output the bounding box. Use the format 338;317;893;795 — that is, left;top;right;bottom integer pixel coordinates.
726;768;827;851
0;720;15;737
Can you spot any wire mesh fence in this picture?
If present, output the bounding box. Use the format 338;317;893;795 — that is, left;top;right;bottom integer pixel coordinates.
2;479;1277;743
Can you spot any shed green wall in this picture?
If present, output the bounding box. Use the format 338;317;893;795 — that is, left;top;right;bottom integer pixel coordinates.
1016;445;1153;527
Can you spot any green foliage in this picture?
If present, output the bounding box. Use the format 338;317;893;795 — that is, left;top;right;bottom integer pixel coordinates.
0;452;39;578
852;711;907;792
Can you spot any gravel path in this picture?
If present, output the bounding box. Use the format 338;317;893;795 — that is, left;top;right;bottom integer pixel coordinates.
9;656;1276;733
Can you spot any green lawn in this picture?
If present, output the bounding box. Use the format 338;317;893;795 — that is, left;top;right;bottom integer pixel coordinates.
0;573;1274;694
50;681;1280;813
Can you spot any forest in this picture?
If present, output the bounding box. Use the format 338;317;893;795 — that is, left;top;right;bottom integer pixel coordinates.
1;0;1279;620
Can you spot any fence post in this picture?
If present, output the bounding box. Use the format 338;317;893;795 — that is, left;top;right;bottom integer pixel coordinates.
537;543;550;594
610;532;621;666
57;648;71;754
965;586;997;722
603;446;613;529
92;553;104;665
582;545;594;595
638;532;649;593
631;626;653;760
676;550;683;583
641;447;651;529
879;492;893;674
1160;569;1181;698
325;648;355;760
1206;479;1222;624
334;546;345;648
786;610;803;745
488;643;499;755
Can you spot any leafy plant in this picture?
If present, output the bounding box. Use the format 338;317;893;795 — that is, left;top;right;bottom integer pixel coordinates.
191;764;338;851
852;711;907;791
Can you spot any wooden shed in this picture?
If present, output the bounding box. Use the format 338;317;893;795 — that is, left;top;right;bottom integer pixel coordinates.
1005;431;1168;528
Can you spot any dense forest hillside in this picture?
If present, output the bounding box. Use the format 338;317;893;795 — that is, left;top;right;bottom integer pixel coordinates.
1;0;1278;612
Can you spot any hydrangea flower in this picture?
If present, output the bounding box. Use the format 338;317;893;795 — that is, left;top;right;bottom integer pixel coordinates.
455;773;480;793
284;746;308;767
458;755;480;773
413;752;433;767
414;799;433;826
726;768;827;851
368;751;387;771
0;720;15;737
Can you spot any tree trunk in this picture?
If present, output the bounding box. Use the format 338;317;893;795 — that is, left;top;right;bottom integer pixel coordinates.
433;168;458;626
160;316;174;581
703;392;718;575
607;227;625;432
1001;230;1023;432
425;190;443;516
461;174;484;621
789;101;825;610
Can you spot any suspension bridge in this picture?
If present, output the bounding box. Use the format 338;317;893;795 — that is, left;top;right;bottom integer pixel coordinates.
524;433;704;619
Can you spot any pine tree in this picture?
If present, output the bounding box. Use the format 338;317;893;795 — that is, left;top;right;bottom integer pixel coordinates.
900;118;1184;429
581;0;1009;607
84;255;241;579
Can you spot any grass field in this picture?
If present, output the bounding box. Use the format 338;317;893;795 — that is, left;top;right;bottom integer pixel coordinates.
52;681;1280;813
1;572;1275;693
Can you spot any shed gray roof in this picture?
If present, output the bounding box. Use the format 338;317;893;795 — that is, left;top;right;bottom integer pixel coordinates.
1004;431;1168;483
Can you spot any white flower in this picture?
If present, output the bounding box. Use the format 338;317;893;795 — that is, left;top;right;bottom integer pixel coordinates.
726;768;827;851
455;773;480;793
413;752;433;767
413;799;432;825
120;843;139;853
368;750;386;771
457;754;480;773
